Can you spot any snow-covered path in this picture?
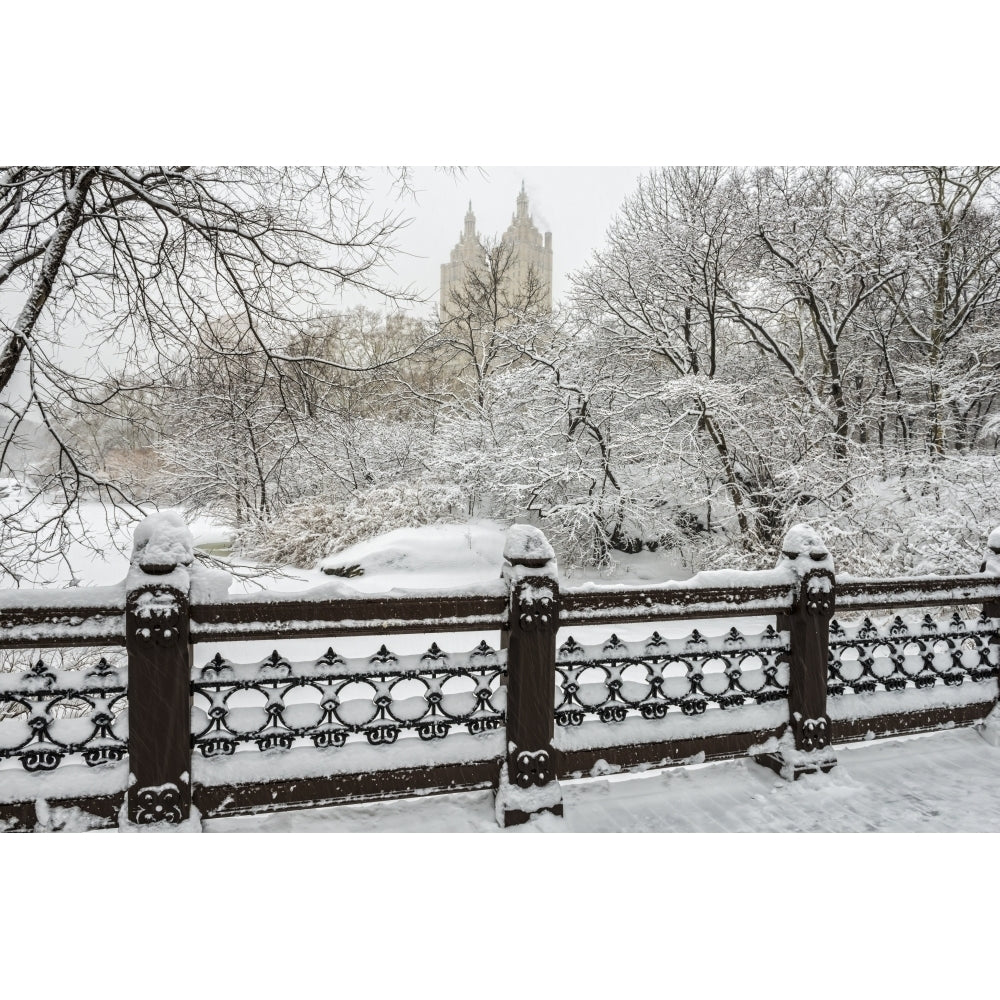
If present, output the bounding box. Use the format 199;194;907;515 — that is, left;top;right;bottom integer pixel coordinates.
205;727;1000;833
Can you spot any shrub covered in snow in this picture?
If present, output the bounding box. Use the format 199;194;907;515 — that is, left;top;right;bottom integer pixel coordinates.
243;482;464;567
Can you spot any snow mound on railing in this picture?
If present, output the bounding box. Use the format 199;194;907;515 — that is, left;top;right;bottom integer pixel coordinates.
566;566;796;593
503;524;556;565
319;523;508;586
131;511;194;569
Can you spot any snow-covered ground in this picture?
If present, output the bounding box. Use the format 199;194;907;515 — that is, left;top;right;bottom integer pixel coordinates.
205;727;1000;832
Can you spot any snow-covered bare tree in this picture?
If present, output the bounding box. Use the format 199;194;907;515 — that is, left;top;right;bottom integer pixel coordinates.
563;165;1000;573
0;166;427;582
879;166;1000;455
437;236;549;406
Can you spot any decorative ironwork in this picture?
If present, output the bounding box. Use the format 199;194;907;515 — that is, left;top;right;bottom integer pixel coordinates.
828;611;1000;697
792;713;831;751
129;585;183;646
0;657;128;770
509;578;557;631
191;640;507;757
803;569;835;617
554;625;789;727
511;748;553;788
134;782;183;824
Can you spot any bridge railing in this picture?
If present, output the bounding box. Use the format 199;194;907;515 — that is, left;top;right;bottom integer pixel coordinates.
1;518;998;830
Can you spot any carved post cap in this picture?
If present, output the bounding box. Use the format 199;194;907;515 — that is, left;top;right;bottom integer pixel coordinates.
985;526;1000;561
131;512;195;575
776;523;834;576
503;524;556;568
982;527;1000;616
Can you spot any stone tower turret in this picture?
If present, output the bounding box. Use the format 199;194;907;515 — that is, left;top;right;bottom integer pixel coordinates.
440;184;553;323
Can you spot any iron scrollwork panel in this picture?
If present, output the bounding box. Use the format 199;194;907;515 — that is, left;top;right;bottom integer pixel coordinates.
191;640;507;756
828;611;1000;697
554;625;790;727
0;657;128;771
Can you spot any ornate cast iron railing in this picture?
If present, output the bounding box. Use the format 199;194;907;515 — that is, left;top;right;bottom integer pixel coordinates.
0;656;127;771
191;640;507;758
2;517;1000;831
828;611;1000;697
554;625;789;727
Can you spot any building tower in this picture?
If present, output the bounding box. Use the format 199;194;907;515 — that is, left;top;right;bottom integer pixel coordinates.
440;202;485;320
439;184;553;324
499;181;553;313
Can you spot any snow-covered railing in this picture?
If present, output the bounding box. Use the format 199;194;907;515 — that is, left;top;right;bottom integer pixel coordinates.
189;582;508;642
2;516;1000;831
561;569;796;624
554;624;790;727
192;642;507;755
826;610;1000;741
0;586;126;648
835;573;1000;611
0;657;128;770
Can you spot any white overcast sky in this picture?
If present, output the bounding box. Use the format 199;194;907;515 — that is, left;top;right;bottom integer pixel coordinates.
354;166;648;314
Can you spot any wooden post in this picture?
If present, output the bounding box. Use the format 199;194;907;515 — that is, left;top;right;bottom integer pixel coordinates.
495;525;563;827
125;514;195;826
755;524;838;779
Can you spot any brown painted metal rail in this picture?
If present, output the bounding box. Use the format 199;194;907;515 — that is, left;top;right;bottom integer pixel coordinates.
834;573;1000;612
560;582;795;625
188;592;508;642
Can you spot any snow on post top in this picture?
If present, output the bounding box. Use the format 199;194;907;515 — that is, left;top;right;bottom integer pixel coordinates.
776;523;833;574
131;512;195;573
984;527;1000;576
503;524;556;567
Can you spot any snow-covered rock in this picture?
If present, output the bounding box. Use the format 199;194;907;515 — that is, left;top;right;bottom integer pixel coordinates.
319;523;507;587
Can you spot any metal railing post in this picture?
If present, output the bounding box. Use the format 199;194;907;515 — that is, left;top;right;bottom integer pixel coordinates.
495;525;563;827
756;523;838;779
124;514;195;827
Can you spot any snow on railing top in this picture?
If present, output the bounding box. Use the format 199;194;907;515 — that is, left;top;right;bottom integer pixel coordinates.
0;584;126;612
0;584;127;648
0;655;125;697
564;566;797;595
834;573;1000;610
562;566;798;622
196;577;508;606
189;579;510;641
6;512;1000;649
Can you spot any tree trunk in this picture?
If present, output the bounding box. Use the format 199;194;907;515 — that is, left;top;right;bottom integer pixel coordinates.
0;168;98;398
